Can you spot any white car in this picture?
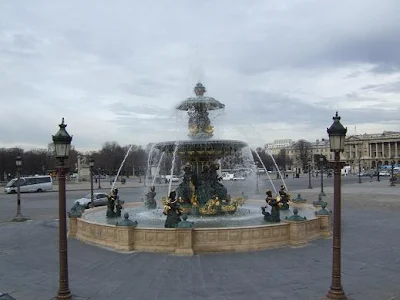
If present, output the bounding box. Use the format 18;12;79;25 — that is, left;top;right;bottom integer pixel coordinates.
165;175;180;182
379;170;390;176
221;173;234;181
74;192;108;208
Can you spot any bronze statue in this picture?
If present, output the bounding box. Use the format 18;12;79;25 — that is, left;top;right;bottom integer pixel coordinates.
163;191;182;228
144;186;157;209
106;188;124;218
278;185;290;210
261;190;281;223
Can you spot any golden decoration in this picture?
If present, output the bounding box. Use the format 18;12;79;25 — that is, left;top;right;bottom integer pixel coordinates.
205;125;214;134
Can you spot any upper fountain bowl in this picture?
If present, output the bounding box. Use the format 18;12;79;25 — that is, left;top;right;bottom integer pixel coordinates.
176;83;225;111
155;139;248;160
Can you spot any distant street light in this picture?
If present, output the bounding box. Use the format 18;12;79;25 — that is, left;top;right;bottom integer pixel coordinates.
52;118;73;300
307;159;312;189
324;111;348;300
376;159;380;182
319;156;326;196
12;156;28;222
97;167;102;189
255;170;260;194
358;153;362;184
390;159;396;187
89;158;95;207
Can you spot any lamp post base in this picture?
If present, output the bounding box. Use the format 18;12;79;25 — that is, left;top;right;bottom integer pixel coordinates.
319;191;326;197
322;288;347;300
12;214;29;222
308;185;313;189
54;290;73;300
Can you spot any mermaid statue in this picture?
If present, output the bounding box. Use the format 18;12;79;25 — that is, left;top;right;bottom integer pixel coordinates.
261;190;281;223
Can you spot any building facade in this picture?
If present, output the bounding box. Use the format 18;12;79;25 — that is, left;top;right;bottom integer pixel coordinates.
265;139;293;156
344;131;400;171
264;131;400;172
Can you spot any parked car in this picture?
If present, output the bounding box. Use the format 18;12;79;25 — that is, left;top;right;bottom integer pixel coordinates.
165;175;180;182
74;192;108;208
379;170;390;176
221;173;234;181
233;175;245;181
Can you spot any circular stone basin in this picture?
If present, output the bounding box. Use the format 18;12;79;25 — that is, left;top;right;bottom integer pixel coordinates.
71;200;331;255
82;201;317;228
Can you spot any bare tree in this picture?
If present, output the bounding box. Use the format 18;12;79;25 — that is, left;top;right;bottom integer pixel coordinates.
314;153;328;169
0;148;23;180
293;139;312;170
274;149;292;170
253;147;274;171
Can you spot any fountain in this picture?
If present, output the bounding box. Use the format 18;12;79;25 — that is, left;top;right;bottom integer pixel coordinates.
155;83;247;215
69;83;332;255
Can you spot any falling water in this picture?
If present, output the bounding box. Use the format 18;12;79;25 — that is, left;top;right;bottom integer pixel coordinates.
145;143;156;187
167;142;180;195
151;151;166;186
111;144;133;191
265;148;288;191
253;149;277;194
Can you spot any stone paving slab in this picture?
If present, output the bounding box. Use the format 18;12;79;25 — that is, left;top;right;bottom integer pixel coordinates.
0;182;399;300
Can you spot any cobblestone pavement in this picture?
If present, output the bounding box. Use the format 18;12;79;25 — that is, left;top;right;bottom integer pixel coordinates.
0;181;399;300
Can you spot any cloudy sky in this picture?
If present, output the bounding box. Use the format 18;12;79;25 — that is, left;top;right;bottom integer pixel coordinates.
1;0;399;152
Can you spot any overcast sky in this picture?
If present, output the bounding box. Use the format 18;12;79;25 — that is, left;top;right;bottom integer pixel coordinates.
1;0;399;152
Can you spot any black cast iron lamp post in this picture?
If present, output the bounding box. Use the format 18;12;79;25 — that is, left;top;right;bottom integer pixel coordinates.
324;111;347;300
390;159;395;187
358;154;362;184
52;118;73;300
308;159;312;189
97;167;102;189
376;159;380;182
13;156;28;222
319;156;326;196
89;158;95;207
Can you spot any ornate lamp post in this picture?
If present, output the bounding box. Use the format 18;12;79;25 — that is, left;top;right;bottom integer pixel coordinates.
308;159;312;189
13;156;28;222
319;156;326;196
52;118;73;300
89;158;95;207
97;167;102;189
390;159;396;187
324;112;347;300
376;159;380;182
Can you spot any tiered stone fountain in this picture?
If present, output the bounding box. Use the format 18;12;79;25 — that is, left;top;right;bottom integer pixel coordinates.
69;83;332;255
156;83;247;215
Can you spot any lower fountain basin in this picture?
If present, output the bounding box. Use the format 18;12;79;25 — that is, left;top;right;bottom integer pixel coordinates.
69;201;332;255
83;202;317;228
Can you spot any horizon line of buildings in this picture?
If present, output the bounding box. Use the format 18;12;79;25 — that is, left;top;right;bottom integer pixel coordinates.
264;131;400;172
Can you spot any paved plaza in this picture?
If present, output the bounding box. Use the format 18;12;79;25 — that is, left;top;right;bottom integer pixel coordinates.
0;181;399;300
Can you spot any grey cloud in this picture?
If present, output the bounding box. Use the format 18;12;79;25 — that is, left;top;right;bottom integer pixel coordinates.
224;91;332;126
223;90;399;131
1;0;400;150
370;64;400;74
108;102;175;121
360;81;400;93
